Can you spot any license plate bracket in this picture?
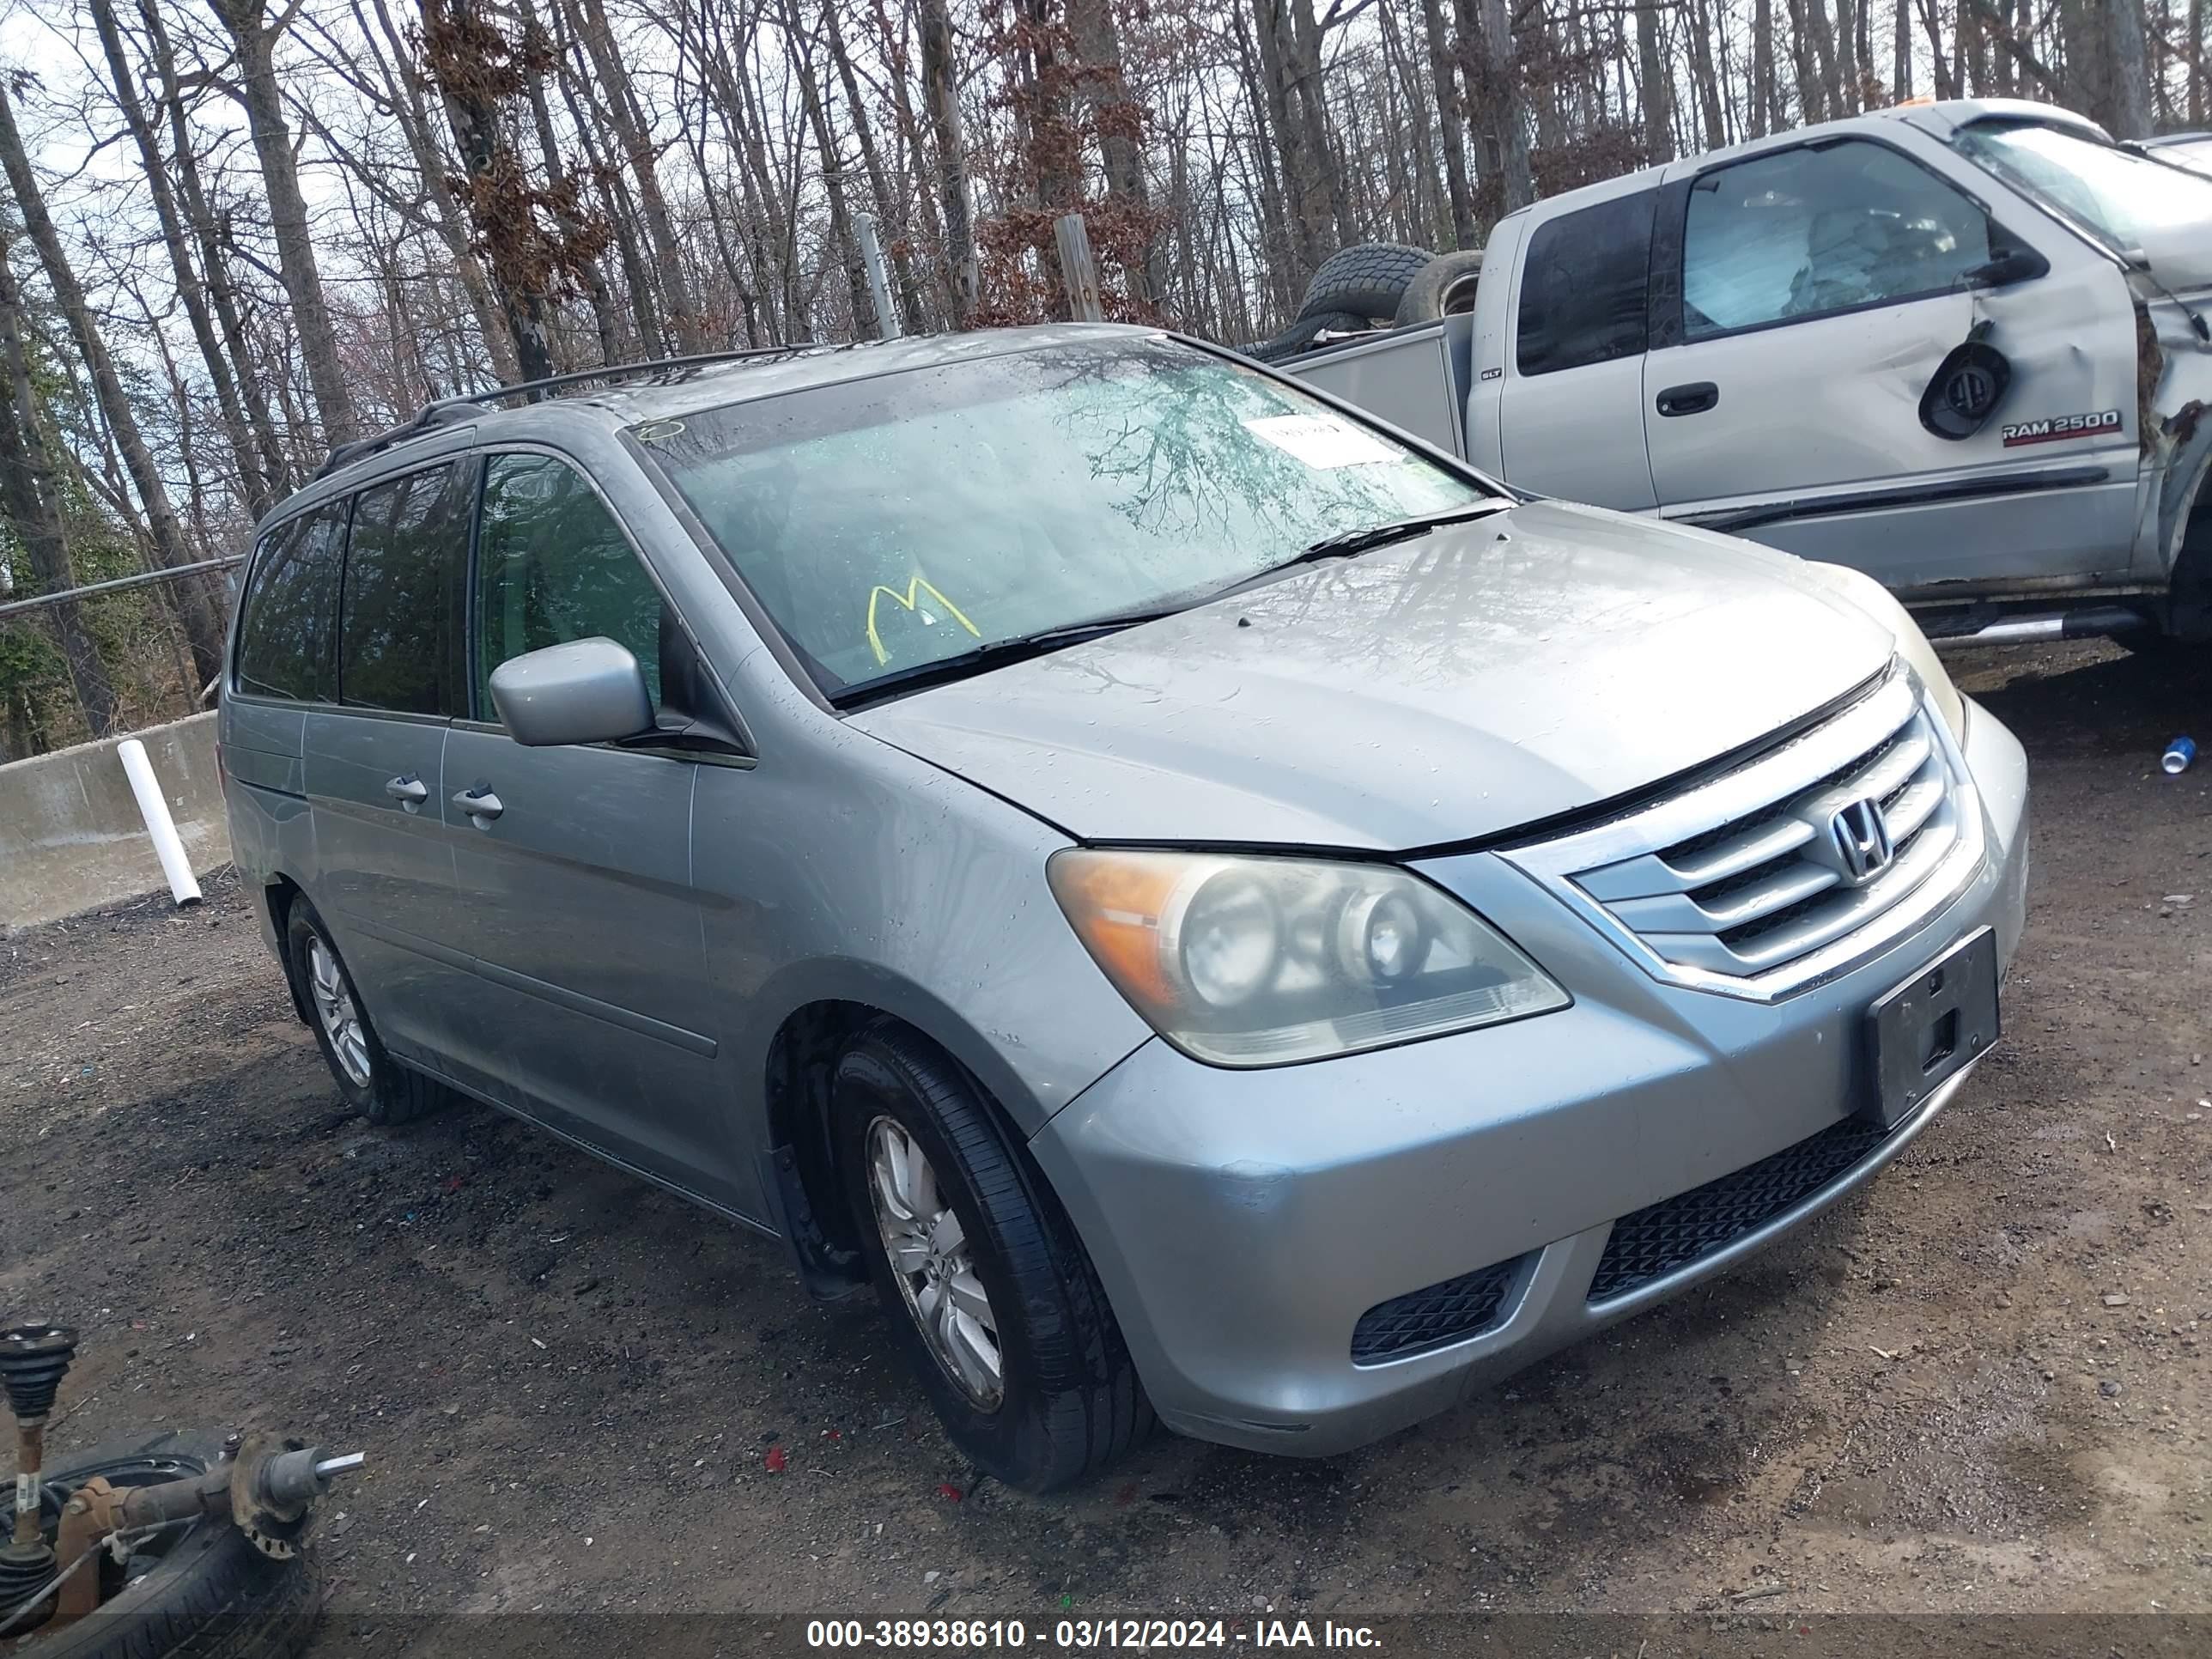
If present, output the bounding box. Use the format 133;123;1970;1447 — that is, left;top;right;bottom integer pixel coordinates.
1863;927;2000;1128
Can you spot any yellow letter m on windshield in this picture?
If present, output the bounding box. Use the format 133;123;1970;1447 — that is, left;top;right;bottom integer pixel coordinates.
866;577;982;666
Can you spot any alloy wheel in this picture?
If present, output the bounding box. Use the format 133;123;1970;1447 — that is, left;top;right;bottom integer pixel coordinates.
865;1115;1004;1409
307;935;372;1089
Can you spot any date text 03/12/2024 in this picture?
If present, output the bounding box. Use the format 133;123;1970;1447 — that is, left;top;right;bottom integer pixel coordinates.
805;1618;1384;1650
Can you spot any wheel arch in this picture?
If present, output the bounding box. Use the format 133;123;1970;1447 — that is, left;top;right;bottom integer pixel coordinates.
750;963;1109;1301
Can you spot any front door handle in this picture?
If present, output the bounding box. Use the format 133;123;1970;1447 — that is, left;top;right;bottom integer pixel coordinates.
1656;381;1720;417
453;786;505;823
384;775;428;811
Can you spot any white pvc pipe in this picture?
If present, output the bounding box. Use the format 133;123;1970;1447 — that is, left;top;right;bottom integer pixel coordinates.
117;737;202;908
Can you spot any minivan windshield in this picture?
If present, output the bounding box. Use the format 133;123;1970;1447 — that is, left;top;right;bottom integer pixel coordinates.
1955;119;2212;254
637;338;1488;699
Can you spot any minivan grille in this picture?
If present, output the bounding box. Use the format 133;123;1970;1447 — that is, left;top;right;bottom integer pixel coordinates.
1587;1115;1893;1303
1502;670;1981;999
1351;1255;1528;1364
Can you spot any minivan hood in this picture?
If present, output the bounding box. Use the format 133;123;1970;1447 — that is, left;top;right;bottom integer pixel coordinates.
849;501;1896;850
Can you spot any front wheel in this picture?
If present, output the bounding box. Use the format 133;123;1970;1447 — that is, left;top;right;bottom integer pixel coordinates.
834;1027;1151;1492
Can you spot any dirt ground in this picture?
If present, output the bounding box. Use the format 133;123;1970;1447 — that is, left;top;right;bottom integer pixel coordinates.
3;639;2208;1651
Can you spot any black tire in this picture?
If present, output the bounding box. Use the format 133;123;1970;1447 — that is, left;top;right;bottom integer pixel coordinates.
1243;310;1372;364
1393;248;1485;325
15;1431;322;1659
1296;241;1431;323
833;1025;1151;1492
283;898;447;1127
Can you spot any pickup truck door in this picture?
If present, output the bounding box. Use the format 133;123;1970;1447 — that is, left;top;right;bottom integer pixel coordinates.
1638;131;2138;592
1492;184;1661;510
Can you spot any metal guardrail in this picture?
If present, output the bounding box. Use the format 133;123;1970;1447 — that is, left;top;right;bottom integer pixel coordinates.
0;556;244;620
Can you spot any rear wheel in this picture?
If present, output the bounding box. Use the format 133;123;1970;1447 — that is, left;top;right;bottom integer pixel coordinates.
833;1026;1151;1492
283;900;448;1127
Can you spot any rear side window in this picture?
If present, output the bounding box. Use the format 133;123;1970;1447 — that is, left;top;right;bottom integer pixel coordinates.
234;501;348;702
474;453;665;718
1516;191;1656;376
1681;140;1993;339
340;463;471;714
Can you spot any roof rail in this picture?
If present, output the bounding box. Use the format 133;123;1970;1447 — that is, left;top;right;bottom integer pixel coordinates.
308;345;831;483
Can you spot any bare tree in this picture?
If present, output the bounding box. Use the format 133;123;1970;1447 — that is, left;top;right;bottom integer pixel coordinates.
0;228;115;738
204;0;364;446
0;77;228;684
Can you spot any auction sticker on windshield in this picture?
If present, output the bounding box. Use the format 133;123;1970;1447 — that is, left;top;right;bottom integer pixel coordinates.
1242;413;1398;468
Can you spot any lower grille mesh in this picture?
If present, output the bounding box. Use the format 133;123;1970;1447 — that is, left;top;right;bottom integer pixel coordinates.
1587;1116;1894;1303
1352;1255;1528;1364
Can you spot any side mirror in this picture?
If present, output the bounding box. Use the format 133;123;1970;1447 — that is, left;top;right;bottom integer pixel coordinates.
1964;246;2048;289
489;637;653;747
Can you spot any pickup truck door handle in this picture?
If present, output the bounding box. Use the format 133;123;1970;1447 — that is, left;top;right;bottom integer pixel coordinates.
1656;381;1720;417
383;775;428;810
453;786;504;823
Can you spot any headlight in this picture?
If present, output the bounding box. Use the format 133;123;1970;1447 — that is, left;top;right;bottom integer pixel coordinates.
1796;561;1967;744
1047;850;1569;1066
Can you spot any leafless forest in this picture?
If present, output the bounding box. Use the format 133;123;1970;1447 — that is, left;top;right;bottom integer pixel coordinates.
0;0;2191;751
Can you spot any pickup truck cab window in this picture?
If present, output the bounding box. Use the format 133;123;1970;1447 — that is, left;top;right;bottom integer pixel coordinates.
1682;141;1992;339
1514;190;1656;374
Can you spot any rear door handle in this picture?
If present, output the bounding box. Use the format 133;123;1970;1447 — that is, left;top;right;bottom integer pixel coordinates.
453;787;504;823
1656;381;1719;417
384;775;428;810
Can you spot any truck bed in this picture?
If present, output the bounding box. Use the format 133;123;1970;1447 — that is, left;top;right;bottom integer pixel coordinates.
1272;313;1478;461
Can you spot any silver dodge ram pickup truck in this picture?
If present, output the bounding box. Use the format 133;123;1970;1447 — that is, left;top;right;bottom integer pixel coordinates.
1281;98;2212;648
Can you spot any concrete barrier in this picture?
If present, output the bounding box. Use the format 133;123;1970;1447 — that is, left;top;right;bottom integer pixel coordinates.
0;712;230;931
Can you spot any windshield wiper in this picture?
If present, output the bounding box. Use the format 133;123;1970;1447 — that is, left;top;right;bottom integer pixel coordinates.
1217;501;1511;598
829;603;1186;707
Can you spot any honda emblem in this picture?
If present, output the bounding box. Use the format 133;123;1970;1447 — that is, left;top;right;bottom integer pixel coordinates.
1829;798;1894;884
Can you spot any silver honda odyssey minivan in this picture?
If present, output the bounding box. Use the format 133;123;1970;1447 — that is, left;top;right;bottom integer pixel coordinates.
220;325;2029;1491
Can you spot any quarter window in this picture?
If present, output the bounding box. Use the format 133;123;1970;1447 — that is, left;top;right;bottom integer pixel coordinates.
1516;190;1656;376
340;463;471;715
1682;141;1993;339
474;454;665;719
234;501;348;702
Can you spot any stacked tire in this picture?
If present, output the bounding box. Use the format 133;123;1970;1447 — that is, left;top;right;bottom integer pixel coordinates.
1241;241;1484;364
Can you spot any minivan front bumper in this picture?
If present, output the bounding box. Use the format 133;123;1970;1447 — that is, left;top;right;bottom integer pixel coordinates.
1030;698;2029;1455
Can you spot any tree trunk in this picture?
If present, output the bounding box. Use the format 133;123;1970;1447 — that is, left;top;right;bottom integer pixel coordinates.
1636;0;1672;161
361;0;524;384
1895;0;1914;98
1686;0;1727;146
1753;0;1777;132
143;0;292;495
1419;0;1479;246
2106;0;2154;137
1066;0;1156;306
919;0;979;327
418;0;562;381
1833;0;1857;108
1789;0;1829;119
205;0;362;447
1457;0;1533;215
783;0;873;335
0;230;115;740
88;0;272;514
565;0;710;351
1803;0;1844;115
0;78;227;686
821;0;927;331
